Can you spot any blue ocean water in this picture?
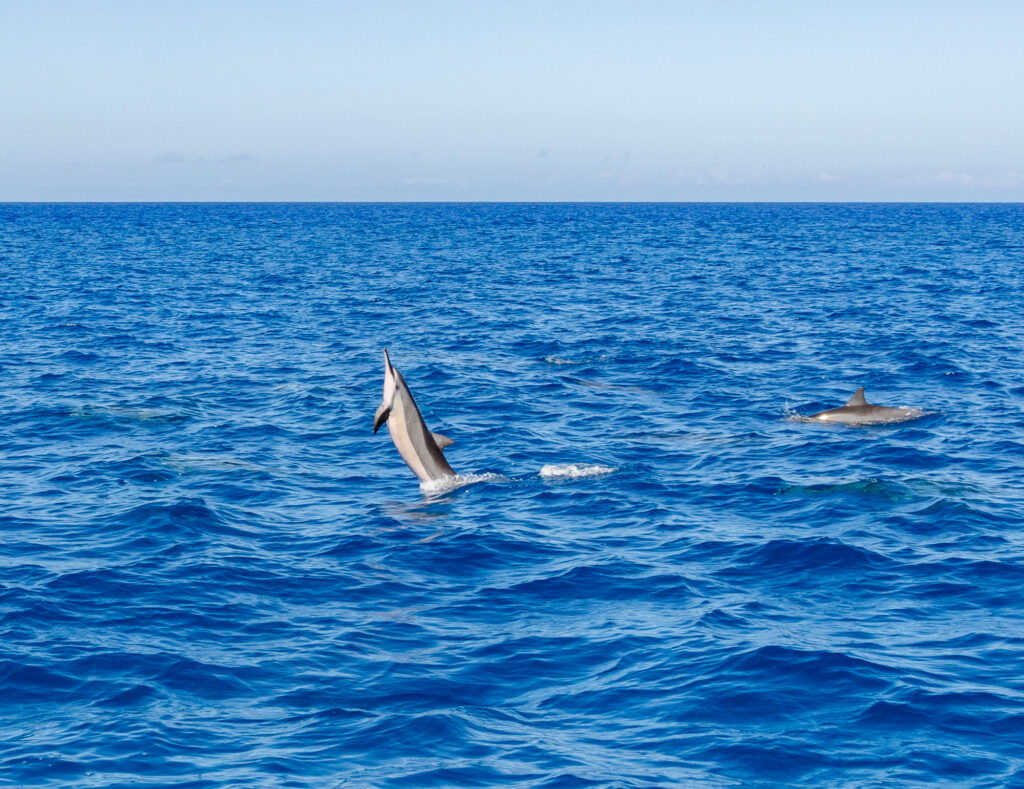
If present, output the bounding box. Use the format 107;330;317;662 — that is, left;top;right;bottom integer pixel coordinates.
1;202;1023;788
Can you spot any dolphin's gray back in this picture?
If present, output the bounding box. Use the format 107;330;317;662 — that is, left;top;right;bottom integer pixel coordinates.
387;369;455;482
810;389;913;424
814;403;910;424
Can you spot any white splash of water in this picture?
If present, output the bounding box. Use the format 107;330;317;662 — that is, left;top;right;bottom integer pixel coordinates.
419;472;508;495
539;463;616;479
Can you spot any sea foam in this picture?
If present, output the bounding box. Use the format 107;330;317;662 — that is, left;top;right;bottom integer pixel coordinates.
540;463;616;479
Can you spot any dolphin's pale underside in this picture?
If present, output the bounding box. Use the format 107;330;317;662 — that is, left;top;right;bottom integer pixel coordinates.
808;387;918;425
373;349;456;482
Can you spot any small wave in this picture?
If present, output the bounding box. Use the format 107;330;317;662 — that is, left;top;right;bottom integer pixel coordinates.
163;454;271;475
543;354;611;366
419;472;508;495
71;404;190;425
776;478;916;502
540;463;615;479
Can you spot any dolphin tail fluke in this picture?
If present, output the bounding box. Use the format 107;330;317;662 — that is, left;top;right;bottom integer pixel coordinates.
846;387;868;407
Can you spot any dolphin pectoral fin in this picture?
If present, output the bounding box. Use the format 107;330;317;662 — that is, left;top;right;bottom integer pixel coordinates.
373;404;391;434
375;348;398;433
431;431;454;450
846;387;868;407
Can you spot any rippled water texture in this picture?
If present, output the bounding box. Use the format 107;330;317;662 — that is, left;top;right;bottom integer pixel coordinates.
2;203;1023;787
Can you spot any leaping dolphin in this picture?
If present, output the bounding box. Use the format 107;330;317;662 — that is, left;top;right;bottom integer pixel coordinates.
373;349;457;483
808;387;919;425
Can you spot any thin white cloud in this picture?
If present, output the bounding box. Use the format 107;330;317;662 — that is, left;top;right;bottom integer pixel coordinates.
402;177;453;186
218;153;257;165
913;171;1024;189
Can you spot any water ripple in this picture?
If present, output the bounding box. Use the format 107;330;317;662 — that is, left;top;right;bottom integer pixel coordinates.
2;203;1024;787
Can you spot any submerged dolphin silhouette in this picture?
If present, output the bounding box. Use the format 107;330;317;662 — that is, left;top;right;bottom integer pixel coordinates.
809;387;917;425
373;349;456;482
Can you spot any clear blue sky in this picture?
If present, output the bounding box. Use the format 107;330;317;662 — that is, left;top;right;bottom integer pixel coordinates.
2;1;1022;201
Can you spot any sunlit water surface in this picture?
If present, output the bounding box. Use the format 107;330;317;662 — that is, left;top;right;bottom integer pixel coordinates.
2;203;1023;787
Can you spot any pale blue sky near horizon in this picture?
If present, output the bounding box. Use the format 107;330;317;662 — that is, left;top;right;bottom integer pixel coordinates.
2;0;1022;201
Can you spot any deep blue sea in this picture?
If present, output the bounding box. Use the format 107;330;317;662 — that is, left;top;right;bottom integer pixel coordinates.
2;203;1023;788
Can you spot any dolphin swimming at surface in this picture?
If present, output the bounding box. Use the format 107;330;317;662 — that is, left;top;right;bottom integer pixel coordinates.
808;387;920;425
373;348;457;483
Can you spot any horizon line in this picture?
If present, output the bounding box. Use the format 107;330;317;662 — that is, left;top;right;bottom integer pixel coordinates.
2;199;1023;206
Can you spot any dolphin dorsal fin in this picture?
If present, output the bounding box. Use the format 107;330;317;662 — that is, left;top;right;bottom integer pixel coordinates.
431;432;454;450
846;387;868;407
